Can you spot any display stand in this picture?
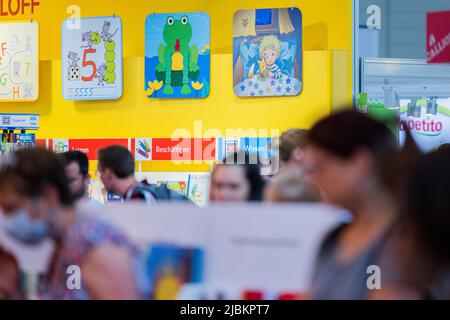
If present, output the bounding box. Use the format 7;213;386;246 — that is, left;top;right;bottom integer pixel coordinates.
0;113;39;159
360;58;450;151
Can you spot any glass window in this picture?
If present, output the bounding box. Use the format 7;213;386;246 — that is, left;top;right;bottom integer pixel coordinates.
354;0;450;152
354;0;450;97
357;0;450;60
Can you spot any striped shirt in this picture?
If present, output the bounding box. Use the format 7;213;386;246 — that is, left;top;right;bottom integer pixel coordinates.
266;64;283;79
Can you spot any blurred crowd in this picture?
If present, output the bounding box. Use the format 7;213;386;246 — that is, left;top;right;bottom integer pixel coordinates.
0;110;449;300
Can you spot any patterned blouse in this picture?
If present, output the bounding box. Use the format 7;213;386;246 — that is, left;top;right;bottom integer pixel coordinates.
41;213;149;300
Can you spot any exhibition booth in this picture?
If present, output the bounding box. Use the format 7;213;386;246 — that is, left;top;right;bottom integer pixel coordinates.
0;0;449;301
0;0;352;205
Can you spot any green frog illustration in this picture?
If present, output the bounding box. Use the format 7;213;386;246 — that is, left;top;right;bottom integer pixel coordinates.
155;15;200;95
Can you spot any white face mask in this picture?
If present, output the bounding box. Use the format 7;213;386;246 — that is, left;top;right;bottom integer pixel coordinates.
3;209;50;244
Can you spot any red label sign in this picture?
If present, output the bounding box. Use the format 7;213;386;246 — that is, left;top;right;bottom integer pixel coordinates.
35;139;46;148
43;137;216;161
0;0;40;16
152;138;216;161
69;139;129;160
427;10;450;63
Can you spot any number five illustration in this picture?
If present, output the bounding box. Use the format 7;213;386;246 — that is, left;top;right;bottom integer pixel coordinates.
82;49;97;82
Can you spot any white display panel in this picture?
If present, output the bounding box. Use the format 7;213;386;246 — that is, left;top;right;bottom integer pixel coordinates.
206;204;340;295
0;22;39;101
0;203;341;299
103;203;340;297
361;57;450;150
361;58;450;99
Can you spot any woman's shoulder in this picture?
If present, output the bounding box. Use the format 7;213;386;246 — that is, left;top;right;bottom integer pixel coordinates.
321;224;349;250
316;223;349;262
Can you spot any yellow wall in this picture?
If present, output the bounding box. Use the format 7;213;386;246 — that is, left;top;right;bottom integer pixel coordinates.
0;0;353;171
0;0;352;59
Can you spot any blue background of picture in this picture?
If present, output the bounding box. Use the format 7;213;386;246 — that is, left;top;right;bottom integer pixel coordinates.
146;244;204;291
144;55;210;98
233;8;303;79
216;137;275;161
256;9;273;25
145;12;210;99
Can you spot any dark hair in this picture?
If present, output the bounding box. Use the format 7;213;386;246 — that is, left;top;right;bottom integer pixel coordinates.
436;143;450;152
404;147;450;261
98;145;134;179
380;126;422;196
308;110;396;158
216;152;266;201
0;148;74;206
278;129;308;163
307;110;397;176
61;151;89;177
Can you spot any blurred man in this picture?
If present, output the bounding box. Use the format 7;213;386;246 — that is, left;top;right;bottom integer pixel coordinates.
97;146;190;203
61;151;103;212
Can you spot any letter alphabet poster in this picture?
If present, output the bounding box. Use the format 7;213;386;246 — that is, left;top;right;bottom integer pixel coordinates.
0;22;39;101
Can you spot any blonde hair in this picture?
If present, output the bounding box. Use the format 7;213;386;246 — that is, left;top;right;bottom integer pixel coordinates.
264;168;320;203
259;35;281;59
278;129;309;163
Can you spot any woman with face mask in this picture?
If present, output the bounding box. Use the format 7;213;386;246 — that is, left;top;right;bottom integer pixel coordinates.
0;149;148;300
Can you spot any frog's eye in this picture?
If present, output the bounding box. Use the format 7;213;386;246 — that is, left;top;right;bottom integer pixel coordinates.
167;17;174;26
181;16;188;25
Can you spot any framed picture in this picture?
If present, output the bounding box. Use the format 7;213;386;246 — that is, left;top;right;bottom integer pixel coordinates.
145;12;210;99
62;16;123;100
233;8;303;97
146;244;204;299
0;22;39;101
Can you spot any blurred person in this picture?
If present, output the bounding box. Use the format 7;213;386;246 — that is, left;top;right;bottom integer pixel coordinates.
210;152;266;203
375;147;450;299
277;129;309;168
0;148;147;299
61;151;103;212
303;110;400;300
410;148;450;299
97;146;190;204
436;142;450;152
263;167;320;203
0;246;23;300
